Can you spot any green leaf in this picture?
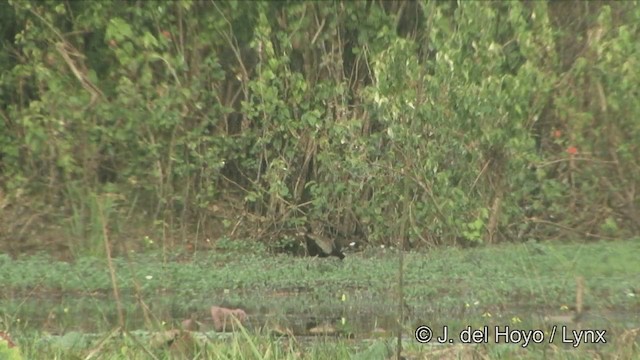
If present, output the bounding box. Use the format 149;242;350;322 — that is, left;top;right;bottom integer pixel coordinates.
107;18;134;41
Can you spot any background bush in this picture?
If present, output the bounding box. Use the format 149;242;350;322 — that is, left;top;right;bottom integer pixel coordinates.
0;1;638;255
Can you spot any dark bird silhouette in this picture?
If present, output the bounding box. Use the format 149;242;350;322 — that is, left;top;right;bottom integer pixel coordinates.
302;232;345;259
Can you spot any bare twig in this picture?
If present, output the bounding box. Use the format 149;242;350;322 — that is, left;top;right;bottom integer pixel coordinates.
311;17;326;45
29;8;104;108
486;196;502;244
84;327;121;360
537;157;616;167
97;197;125;329
527;217;617;240
469;159;491;195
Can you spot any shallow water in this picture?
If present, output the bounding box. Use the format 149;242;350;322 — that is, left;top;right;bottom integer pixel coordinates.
5;286;638;339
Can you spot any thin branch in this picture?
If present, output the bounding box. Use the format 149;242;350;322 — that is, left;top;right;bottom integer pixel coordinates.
311;17;326;45
469;159;490;195
537;157;617;167
97;197;125;329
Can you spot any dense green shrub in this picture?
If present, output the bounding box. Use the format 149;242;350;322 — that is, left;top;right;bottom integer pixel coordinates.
0;1;638;253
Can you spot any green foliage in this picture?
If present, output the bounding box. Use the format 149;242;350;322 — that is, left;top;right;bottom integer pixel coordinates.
0;340;22;360
1;1;639;253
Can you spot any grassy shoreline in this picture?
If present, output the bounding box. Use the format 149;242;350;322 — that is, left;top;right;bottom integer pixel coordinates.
1;240;639;358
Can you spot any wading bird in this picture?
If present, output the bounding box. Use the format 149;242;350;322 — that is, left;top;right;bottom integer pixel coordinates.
302;231;345;259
